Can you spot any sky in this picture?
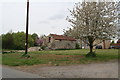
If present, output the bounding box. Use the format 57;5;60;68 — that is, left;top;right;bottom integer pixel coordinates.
1;0;119;36
1;0;81;36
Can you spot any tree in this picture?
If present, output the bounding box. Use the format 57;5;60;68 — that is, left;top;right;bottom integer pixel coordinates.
65;2;118;57
2;32;14;49
31;33;38;46
12;32;26;50
12;32;34;50
117;1;120;39
0;35;2;50
34;34;46;46
2;31;34;50
36;38;43;46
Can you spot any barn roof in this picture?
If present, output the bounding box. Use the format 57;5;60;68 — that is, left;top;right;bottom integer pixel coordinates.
50;34;76;41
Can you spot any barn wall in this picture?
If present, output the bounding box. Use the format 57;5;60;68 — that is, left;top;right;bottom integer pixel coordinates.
45;35;76;49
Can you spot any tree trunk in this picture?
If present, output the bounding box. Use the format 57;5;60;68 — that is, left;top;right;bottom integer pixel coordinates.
103;40;106;49
89;42;93;53
86;38;96;57
90;45;93;53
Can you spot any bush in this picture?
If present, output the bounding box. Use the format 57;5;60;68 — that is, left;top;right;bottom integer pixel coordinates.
41;46;46;50
76;43;80;49
86;52;96;57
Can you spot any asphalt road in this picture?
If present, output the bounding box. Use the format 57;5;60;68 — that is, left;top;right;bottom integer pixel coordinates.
2;66;43;78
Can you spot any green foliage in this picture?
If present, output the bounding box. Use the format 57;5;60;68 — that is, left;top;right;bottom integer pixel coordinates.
31;33;38;46
75;43;80;49
2;33;14;49
2;31;34;50
12;32;26;50
111;41;115;44
31;33;38;40
86;52;96;57
0;35;2;49
28;34;34;47
0;36;1;49
111;40;115;45
41;46;46;50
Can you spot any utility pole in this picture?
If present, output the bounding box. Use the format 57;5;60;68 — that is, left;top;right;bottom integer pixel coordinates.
23;0;29;56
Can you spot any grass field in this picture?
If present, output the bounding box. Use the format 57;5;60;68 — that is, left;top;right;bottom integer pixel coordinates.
2;49;118;66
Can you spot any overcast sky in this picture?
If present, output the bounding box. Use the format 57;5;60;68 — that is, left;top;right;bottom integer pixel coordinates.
1;0;81;36
1;0;119;36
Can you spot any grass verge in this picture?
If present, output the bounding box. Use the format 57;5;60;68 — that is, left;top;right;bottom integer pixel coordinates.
2;49;118;66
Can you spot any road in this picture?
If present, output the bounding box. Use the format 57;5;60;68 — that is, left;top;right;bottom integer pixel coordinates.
2;66;43;78
1;61;118;78
15;61;118;78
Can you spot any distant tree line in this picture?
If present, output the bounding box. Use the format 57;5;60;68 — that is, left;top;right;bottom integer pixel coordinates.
1;31;40;50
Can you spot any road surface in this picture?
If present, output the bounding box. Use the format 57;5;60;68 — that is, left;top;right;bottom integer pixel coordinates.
14;61;118;78
2;66;43;78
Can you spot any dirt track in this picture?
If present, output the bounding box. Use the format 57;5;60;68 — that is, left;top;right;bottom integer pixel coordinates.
13;61;118;78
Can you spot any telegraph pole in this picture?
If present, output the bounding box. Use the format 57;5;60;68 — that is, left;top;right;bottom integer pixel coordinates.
23;0;29;56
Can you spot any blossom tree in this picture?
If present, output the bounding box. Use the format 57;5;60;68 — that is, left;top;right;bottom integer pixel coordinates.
65;2;118;57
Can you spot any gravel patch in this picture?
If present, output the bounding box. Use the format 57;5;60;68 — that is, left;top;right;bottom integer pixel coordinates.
13;61;118;78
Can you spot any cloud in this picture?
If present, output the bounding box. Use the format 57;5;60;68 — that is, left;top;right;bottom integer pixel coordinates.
38;20;50;24
51;26;58;29
49;14;65;20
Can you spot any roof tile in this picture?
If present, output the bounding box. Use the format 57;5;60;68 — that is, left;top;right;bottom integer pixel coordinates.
50;34;76;41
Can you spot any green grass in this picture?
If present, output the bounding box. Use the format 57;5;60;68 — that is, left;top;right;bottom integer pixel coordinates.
2;49;118;66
